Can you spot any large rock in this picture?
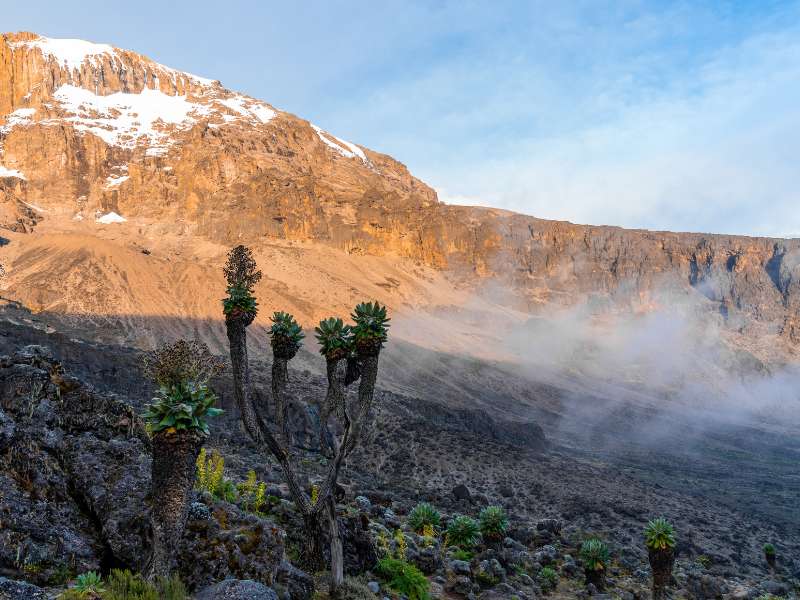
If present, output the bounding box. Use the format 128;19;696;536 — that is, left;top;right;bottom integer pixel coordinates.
0;346;285;590
0;346;149;583
0;577;49;600
194;579;279;600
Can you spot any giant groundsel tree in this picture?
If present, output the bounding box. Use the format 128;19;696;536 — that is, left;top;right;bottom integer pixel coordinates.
221;245;389;595
142;339;224;579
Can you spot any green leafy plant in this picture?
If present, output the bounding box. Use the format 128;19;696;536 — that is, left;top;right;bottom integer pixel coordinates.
408;502;441;534
351;301;390;355
695;554;711;568
446;514;480;549
237;469;268;513
102;569;186;600
644;517;676;550
580;539;610;572
142;340;224;435
195;449;238;501
538;566;558;593
222;245;262;321
75;571;104;594
223;284;258;318
479;505;509;543
763;543;776;557
270;311;305;358
315;317;353;360
143;381;222;435
376;557;430;600
450;548;474;561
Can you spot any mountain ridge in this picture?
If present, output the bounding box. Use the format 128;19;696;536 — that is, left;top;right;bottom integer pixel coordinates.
1;32;800;369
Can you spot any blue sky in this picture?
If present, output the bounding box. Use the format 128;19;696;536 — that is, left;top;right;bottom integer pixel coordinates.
5;1;800;237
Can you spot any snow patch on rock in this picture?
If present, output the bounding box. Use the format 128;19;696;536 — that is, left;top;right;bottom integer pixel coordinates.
52;85;211;153
96;211;127;224
216;95;276;125
0;108;36;135
105;174;130;189
0;165;26;180
12;36;115;71
311;124;372;167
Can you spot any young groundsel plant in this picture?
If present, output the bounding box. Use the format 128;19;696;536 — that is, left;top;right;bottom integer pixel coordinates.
446;515;480;549
644;517;676;551
408;502;441;534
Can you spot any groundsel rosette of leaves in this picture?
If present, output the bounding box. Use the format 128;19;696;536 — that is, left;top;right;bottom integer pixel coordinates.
142;340;224;435
144;381;222;435
315;317;353;360
223;284;259;317
351;301;390;355
408;502;441;534
269;311;305;357
581;539;610;571
446;514;480;549
479;505;509;542
644;517;676;551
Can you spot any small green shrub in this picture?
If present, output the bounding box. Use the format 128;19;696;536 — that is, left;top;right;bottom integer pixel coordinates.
408;502;441;534
479;505;509;543
334;576;379;599
644;517;676;550
538;566;558;593
474;569;500;587
446;515;480;549
376;557;430;600
196;448;235;500
763;543;776;557
104;569;187;600
75;571;104;594
237;470;268;513
49;562;76;586
450;548;474;561
580;539;610;572
696;554;711;568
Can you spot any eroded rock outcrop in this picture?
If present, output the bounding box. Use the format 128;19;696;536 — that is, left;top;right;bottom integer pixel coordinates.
0;345;286;590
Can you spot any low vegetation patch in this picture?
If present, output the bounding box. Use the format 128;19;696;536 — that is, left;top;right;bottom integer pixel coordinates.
376;557;430;600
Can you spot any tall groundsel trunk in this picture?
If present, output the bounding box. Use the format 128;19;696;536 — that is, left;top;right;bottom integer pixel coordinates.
271;355;290;442
585;568;605;592
648;547;674;600
326;495;344;596
319;358;346;456
226;316;250;420
226;314;327;571
300;511;327;573
147;429;204;579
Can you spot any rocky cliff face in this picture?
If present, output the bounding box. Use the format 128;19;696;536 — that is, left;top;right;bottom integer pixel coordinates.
2;32;799;357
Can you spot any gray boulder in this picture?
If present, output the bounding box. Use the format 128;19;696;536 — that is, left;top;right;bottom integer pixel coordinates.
0;578;49;600
195;579;279;600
